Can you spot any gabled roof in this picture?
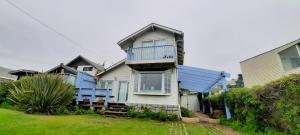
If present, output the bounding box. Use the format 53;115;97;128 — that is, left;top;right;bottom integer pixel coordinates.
66;55;105;71
240;38;300;63
97;59;126;76
117;23;184;46
8;69;39;75
47;63;78;75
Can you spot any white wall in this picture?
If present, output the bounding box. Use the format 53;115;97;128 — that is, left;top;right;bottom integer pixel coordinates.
97;63;179;106
180;94;200;112
132;29;176;48
241;40;300;87
97;64;131;102
127;68;179;105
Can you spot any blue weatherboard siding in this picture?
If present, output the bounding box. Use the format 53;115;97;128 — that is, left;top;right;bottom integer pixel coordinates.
75;72;112;107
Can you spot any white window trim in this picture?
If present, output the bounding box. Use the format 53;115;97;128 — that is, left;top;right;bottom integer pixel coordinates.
97;80;114;89
278;44;300;72
133;71;172;95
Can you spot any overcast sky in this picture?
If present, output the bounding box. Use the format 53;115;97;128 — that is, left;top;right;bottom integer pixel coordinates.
1;0;300;78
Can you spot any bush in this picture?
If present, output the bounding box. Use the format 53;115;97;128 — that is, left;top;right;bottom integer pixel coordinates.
9;74;75;114
167;114;178;121
0;80;15;104
126;106;178;122
158;112;168;121
222;74;300;134
181;107;192;117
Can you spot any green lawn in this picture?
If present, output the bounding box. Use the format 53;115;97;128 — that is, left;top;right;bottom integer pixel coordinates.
0;108;210;135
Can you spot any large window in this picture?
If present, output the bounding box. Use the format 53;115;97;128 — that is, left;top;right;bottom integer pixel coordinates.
279;45;300;71
140;73;162;92
134;71;172;94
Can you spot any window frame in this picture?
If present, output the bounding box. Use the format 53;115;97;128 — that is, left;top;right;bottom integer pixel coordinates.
134;71;172;95
83;66;93;71
97;80;114;90
278;44;300;72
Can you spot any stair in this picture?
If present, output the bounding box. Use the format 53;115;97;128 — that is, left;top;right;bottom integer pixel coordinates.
104;103;127;116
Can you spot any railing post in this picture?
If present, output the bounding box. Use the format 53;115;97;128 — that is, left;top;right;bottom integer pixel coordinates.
90;88;94;105
104;89;110;107
209;90;213;115
222;77;232;119
76;88;81;105
201;92;205;112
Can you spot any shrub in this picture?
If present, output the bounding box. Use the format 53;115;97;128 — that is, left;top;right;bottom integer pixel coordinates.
9;74;75;114
158;112;168;121
0;80;15;104
167;114;178;121
222;74;300;134
126;106;178;121
181;107;192;117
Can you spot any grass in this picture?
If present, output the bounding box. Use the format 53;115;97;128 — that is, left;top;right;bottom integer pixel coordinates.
0;108;211;135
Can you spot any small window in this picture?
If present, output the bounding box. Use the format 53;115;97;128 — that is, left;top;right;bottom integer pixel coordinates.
83;67;93;71
279;45;300;71
164;72;171;94
141;40;167;47
98;80;113;89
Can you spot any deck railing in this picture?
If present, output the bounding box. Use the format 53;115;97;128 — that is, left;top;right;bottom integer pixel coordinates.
75;88;112;107
127;45;176;62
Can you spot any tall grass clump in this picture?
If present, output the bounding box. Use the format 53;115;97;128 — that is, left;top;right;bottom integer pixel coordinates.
9;74;75;114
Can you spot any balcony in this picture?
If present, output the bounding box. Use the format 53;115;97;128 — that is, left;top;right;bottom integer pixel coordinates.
126;45;176;70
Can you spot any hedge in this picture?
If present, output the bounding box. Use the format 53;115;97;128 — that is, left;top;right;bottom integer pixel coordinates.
207;74;300;134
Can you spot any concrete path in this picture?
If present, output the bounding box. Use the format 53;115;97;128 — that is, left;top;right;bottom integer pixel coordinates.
182;112;240;135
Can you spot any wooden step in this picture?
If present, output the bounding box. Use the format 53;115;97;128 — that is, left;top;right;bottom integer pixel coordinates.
104;111;127;116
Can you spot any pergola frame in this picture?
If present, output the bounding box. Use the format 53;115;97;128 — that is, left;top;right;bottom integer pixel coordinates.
177;65;232;119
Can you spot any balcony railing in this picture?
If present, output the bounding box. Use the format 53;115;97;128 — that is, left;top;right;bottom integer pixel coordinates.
127;45;176;62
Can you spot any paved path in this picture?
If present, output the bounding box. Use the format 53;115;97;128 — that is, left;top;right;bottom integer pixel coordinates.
182;112;240;135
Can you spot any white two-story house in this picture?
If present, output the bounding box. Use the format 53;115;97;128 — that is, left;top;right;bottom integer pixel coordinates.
97;23;184;114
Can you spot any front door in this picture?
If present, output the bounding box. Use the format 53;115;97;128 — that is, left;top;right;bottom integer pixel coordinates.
118;81;128;103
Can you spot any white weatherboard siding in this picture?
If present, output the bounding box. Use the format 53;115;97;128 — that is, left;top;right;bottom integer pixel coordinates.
127;68;179;105
180;94;200;112
98;63;179;106
133;29;175;48
241;40;300;87
97;64;131;102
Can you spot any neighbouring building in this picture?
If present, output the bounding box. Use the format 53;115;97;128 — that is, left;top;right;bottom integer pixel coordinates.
8;69;39;80
240;38;300;87
0;66;17;81
47;55;105;76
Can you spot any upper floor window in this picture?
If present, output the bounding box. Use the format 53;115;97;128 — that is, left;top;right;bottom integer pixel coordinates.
83;66;93;71
279;45;300;71
141;39;167;47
